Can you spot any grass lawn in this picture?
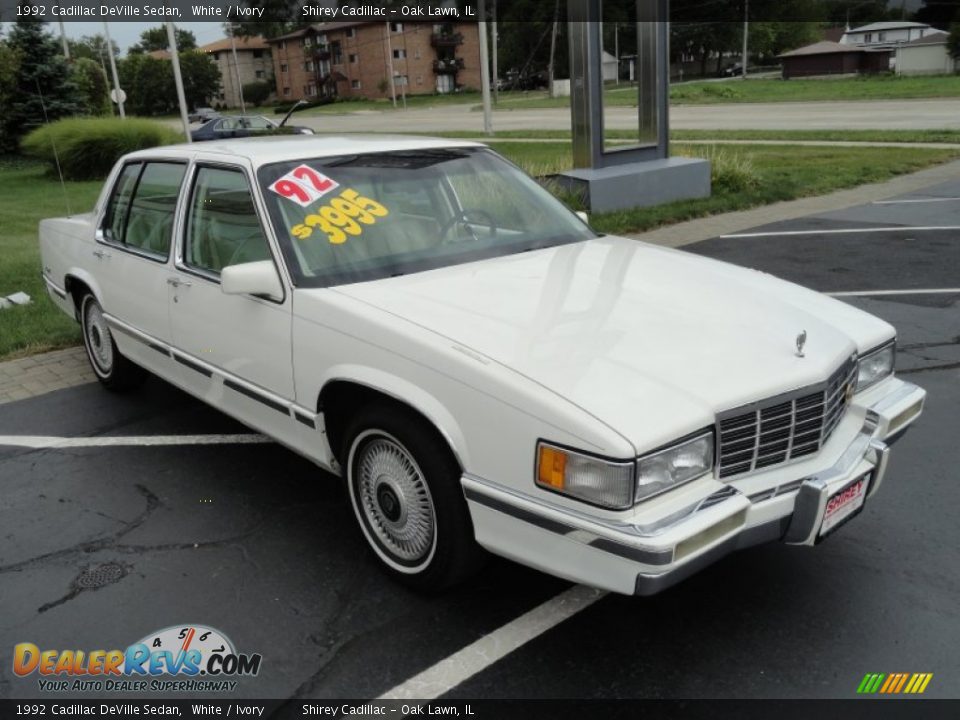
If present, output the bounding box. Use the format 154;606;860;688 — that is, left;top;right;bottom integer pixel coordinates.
482;75;960;111
488;142;959;235
1;142;957;360
0;158;101;359
401;129;960;145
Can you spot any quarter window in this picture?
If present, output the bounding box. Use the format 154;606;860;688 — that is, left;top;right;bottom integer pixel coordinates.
184;167;272;276
102;162;185;258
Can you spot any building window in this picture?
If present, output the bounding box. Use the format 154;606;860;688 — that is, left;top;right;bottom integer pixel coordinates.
393;49;406;60
416;74;423;85
415;48;420;59
877;32;886;42
390;22;403;33
255;70;265;79
395;74;408;87
864;33;873;43
332;41;343;65
253;49;263;58
305;61;314;71
349;53;358;63
351;79;361;89
283;86;290;96
278;40;286;49
346;28;356;38
280;63;288;73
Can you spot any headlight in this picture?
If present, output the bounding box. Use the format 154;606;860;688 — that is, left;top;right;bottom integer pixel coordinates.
856;342;895;392
536;443;634;509
635;432;714;503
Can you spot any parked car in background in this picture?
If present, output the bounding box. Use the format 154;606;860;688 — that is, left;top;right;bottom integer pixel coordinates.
188;107;219;123
37;136;925;595
190;115;314;142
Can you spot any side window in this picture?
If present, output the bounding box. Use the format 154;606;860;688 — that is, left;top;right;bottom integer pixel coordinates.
185;167;272;276
124;163;186;257
102;163;141;244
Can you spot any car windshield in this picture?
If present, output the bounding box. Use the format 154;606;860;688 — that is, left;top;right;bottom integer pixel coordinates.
257;147;597;287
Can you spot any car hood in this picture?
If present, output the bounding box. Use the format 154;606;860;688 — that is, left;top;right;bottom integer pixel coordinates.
333;236;892;453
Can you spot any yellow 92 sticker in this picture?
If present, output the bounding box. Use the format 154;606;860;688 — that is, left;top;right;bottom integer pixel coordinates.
291;188;389;245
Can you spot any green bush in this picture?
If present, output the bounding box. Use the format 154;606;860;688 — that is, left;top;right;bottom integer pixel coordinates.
20;117;183;180
242;81;273;107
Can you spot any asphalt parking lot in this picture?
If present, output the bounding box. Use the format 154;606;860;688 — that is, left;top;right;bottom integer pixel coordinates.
2;179;958;704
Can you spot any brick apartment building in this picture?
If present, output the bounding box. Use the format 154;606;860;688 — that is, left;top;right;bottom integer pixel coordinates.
200;36;273;108
266;21;481;102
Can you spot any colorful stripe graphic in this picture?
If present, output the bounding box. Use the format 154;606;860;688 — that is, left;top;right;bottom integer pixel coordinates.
857;673;933;694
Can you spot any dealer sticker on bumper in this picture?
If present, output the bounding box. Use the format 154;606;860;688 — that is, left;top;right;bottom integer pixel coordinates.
820;473;871;537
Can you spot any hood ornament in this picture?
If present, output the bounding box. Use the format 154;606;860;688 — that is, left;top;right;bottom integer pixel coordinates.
795;330;807;358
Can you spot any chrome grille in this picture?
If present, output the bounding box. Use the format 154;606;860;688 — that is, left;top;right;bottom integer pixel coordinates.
718;357;858;479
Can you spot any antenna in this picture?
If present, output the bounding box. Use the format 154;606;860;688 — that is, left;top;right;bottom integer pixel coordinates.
34;78;72;217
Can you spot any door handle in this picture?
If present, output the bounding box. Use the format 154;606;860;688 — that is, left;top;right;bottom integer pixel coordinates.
167;277;192;288
92;249;111;259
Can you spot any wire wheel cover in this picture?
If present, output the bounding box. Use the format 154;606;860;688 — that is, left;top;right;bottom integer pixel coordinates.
357;437;436;563
84;301;114;373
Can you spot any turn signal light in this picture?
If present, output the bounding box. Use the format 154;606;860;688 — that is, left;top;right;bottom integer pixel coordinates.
537;445;567;489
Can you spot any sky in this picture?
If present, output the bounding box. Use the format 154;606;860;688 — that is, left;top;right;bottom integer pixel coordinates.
2;21;231;55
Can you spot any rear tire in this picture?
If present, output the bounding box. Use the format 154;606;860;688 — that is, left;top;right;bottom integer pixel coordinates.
344;404;486;591
79;293;147;392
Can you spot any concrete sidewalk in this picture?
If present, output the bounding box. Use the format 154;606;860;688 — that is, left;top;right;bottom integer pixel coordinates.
2;156;958;407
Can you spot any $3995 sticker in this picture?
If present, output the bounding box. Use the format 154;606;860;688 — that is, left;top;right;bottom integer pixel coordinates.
291;188;390;245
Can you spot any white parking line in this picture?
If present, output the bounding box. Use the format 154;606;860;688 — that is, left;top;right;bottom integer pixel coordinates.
873;197;960;205
828;288;960;297
0;434;272;449
720;226;960;239
377;584;606;700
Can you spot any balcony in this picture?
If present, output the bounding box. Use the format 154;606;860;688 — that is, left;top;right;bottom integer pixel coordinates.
431;32;464;48
433;57;465;74
313;45;331;61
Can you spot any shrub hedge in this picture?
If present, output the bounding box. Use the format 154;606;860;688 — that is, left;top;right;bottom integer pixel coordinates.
21;117;183;180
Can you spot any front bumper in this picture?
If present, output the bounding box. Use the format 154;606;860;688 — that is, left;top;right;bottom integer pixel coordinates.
462;377;925;596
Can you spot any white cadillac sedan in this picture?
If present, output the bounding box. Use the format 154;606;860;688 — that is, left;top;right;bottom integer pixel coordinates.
39;136;926;595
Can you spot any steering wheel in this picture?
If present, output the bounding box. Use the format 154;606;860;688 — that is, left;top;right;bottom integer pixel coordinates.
438;208;498;245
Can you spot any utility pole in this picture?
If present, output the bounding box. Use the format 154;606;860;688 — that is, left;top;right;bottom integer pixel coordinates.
491;0;499;103
230;31;246;113
167;22;192;143
614;22;619;85
478;0;493;135
741;0;749;79
547;0;559;95
102;22;125;118
385;23;397;108
58;21;69;59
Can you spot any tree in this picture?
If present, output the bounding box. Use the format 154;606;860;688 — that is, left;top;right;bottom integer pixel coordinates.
117;50;220;115
70;58;111;116
177;51;221;110
67;34;119;63
128;26;197;55
914;0;960;29
0;17;81;154
949;23;960;59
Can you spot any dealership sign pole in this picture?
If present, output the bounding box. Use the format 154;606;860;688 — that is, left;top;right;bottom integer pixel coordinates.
102;21;125;118
167;22;192;143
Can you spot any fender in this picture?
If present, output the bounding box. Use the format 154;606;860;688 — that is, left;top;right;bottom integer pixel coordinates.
317;363;472;470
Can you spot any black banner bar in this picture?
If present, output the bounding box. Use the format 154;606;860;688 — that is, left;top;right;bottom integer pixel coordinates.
1;700;959;720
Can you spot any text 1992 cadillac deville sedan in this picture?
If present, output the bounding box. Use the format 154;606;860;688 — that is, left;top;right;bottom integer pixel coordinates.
39;136;926;595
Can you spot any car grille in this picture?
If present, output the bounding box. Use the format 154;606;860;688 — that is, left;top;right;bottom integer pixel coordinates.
717;356;858;479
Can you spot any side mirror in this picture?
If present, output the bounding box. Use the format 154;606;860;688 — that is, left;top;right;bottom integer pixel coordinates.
576;211;589;225
221;261;283;302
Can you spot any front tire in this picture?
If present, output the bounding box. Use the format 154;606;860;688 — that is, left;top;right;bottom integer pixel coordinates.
344;405;485;591
79;293;146;392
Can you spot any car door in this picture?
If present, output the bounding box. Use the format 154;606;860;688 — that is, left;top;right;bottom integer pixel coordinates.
94;160;186;375
168;162;295;435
